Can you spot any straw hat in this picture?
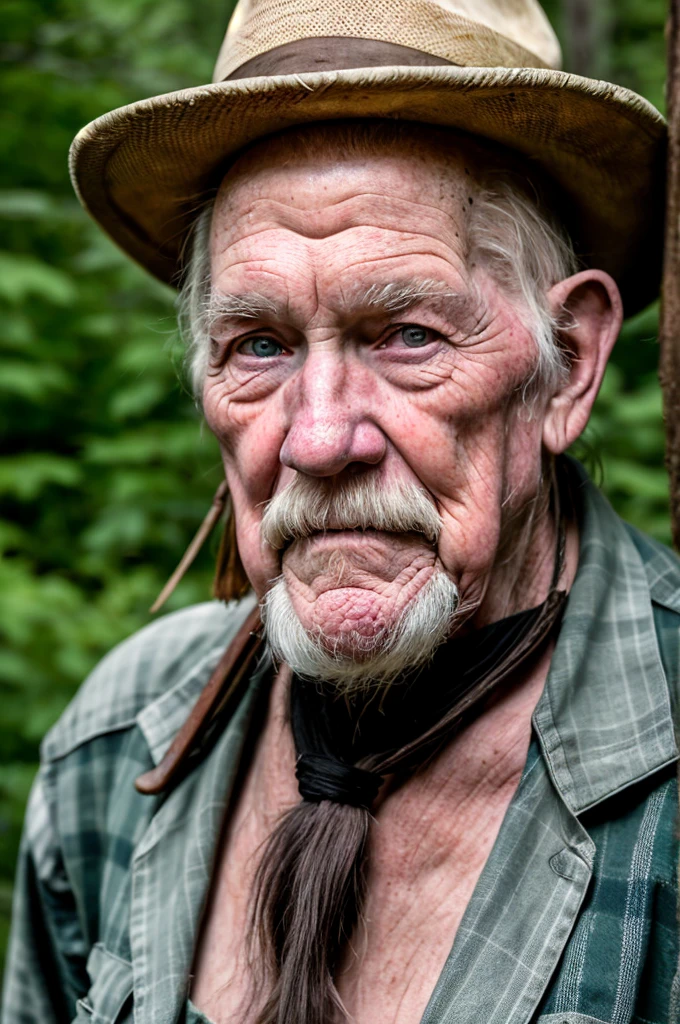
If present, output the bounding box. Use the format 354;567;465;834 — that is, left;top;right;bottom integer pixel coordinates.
69;0;666;316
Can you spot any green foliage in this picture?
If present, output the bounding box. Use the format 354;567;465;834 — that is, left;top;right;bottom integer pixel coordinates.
0;0;672;975
0;0;236;967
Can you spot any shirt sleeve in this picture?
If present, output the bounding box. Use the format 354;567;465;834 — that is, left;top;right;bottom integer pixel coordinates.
2;771;89;1024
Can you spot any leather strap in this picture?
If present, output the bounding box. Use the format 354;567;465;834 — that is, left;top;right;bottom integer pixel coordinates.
135;606;263;795
149;481;229;614
224;37;456;80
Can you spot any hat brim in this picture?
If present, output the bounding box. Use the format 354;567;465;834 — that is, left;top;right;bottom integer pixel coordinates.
69;63;666;316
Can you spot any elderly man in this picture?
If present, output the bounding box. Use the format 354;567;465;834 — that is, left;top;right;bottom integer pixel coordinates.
3;0;678;1022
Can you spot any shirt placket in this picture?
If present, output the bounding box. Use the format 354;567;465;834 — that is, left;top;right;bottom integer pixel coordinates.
129;664;268;1024
420;741;595;1024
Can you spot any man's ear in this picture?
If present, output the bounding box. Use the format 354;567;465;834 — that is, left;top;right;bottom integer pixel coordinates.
542;269;623;455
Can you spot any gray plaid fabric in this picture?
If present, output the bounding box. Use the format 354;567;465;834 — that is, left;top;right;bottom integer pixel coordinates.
2;464;680;1024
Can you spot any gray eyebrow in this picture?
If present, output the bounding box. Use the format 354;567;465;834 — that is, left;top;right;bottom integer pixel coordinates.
205;291;280;332
204;280;480;332
356;279;480;327
362;280;450;311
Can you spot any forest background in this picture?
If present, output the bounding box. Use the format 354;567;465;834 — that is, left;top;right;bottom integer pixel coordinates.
0;0;672;968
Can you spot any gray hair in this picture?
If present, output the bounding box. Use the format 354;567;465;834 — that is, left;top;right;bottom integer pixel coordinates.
259;472;459;689
179;131;579;402
260;471;441;551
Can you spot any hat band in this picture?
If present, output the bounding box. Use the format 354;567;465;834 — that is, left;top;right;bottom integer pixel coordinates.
214;0;555;81
225;37;456;79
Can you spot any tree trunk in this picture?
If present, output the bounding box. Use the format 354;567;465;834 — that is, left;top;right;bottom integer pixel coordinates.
561;0;612;80
659;0;680;550
563;0;595;76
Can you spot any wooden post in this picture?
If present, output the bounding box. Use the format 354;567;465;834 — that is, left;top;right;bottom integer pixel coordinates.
562;0;596;77
561;0;611;80
660;0;680;550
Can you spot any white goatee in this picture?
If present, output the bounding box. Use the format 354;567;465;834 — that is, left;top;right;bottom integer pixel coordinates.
259;475;460;691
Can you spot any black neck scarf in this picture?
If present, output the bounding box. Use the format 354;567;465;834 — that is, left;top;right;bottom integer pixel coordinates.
291;531;568;811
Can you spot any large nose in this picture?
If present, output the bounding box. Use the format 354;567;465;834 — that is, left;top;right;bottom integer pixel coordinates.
280;350;386;477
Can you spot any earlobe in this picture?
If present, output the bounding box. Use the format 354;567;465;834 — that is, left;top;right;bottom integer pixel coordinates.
541;269;623;455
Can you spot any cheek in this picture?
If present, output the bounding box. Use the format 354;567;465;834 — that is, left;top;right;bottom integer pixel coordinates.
437;412;544;597
383;343;531;491
203;363;286;438
498;411;547;527
204;369;285;474
203;382;289;594
385;354;541;592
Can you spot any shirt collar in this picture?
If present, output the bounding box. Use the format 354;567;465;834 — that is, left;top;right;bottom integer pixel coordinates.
533;462;678;815
135;474;678;813
136;595;258;767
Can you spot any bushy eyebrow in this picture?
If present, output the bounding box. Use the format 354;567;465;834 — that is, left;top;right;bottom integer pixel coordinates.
205;291;280;334
205;279;481;333
357;279;479;327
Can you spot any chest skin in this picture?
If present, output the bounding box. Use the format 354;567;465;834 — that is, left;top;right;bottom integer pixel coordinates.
190;645;552;1024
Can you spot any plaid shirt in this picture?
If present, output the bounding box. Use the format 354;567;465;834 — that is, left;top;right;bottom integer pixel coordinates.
3;465;680;1024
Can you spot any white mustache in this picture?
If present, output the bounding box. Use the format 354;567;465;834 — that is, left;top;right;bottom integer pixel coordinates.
261;475;441;552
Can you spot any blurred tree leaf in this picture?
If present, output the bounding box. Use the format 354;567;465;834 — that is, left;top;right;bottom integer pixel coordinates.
0;454;82;499
0;253;77;305
0;0;233;965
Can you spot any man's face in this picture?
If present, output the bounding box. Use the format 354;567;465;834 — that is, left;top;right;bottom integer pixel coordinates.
203;130;548;656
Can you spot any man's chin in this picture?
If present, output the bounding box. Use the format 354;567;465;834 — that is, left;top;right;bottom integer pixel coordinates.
280;558;442;640
260;571;461;690
296;585;403;649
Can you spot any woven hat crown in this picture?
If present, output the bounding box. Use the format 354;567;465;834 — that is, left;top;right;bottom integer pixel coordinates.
216;0;562;80
69;0;665;315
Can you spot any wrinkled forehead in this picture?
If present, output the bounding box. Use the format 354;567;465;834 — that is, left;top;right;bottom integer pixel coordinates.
210;122;496;246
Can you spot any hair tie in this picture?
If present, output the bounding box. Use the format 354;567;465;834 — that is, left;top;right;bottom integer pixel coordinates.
295;752;383;809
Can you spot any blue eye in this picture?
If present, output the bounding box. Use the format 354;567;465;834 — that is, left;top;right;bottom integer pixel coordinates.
400;325;430;347
241;336;283;358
